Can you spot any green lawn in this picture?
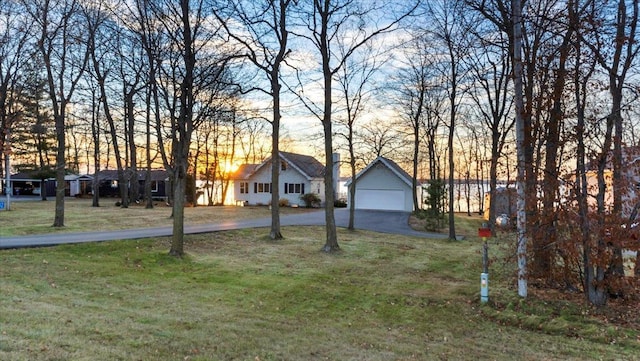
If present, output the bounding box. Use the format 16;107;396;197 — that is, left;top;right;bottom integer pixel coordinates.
0;198;310;236
1;225;638;360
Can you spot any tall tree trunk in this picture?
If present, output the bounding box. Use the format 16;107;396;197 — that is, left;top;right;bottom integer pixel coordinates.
169;0;197;257
53;111;66;226
321;61;338;252
144;85;153;209
170;162;187;256
319;0;338;253
488;127;500;232
127;91;139;204
348;150;356;230
91;89;100;207
513;0;527;298
347;108;357;230
412;95;423;213
270;74;283;240
447;116;456;240
537;24;572;279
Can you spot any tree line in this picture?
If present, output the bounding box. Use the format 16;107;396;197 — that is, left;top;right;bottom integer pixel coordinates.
1;0;640;306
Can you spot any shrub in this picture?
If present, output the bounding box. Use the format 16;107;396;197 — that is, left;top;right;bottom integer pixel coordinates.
419;179;448;231
279;198;290;207
425;209;447;232
300;193;321;208
334;198;347;208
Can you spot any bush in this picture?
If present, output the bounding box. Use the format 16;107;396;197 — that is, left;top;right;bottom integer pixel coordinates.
419;179;447;231
334;198;347;208
279;198;290;207
300;193;321;208
414;208;447;232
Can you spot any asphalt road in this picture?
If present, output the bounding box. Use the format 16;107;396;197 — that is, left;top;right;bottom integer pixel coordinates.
0;209;447;249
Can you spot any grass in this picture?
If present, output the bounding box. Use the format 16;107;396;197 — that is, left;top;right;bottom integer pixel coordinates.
0;198;311;237
1;224;639;360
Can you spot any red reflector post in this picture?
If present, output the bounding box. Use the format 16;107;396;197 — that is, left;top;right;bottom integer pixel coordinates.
478;227;491;238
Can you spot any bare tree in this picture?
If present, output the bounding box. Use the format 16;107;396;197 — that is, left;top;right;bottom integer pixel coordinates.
89;84;101;207
425;0;471;240
512;0;527;298
568;0;607;306
394;35;432;213
25;0;91;227
86;4;130;208
128;0;166;209
238;115;271;164
464;11;514;231
583;0;640;281
0;1;30;207
334;43;381;230
216;0;295;240
293;0;418;252
149;0;233;256
359;120;402;163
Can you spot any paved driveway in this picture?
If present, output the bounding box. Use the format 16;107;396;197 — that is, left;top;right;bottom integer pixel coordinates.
0;209;446;249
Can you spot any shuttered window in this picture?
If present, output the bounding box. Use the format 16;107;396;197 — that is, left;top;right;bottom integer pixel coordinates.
285;183;304;194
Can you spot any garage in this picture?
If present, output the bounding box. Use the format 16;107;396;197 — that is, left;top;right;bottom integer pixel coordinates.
347;156;418;213
355;189;406;211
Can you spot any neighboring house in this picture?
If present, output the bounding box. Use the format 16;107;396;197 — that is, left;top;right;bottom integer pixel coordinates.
8;172;83;197
232;152;335;207
346;156;417;212
483;186;517;221
93;169;170;200
577;146;640;218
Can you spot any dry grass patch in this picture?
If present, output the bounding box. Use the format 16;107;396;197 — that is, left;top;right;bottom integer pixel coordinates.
1;227;638;360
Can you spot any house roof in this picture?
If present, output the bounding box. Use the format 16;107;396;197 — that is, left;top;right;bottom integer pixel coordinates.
233;152;325;180
231;164;259;180
10;172;41;181
346;156;418;188
10;171;80;181
94;169;169;182
280;151;325;178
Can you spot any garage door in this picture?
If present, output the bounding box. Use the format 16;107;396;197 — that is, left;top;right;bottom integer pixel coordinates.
355;189;406;211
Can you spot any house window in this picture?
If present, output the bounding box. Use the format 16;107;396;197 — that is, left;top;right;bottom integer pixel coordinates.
254;182;272;193
111;180;118;188
284;183;304;194
150;181;159;193
240;182;249;194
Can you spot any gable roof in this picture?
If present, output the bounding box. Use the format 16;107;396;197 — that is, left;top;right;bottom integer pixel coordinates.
346;156;418;187
231;164;259;180
234;152;325;180
280;151;325;178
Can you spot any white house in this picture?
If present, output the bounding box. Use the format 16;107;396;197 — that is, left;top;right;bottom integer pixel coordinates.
232;152;337;207
346;156;417;212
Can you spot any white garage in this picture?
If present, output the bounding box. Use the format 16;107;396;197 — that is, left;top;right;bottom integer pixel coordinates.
346;157;418;212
